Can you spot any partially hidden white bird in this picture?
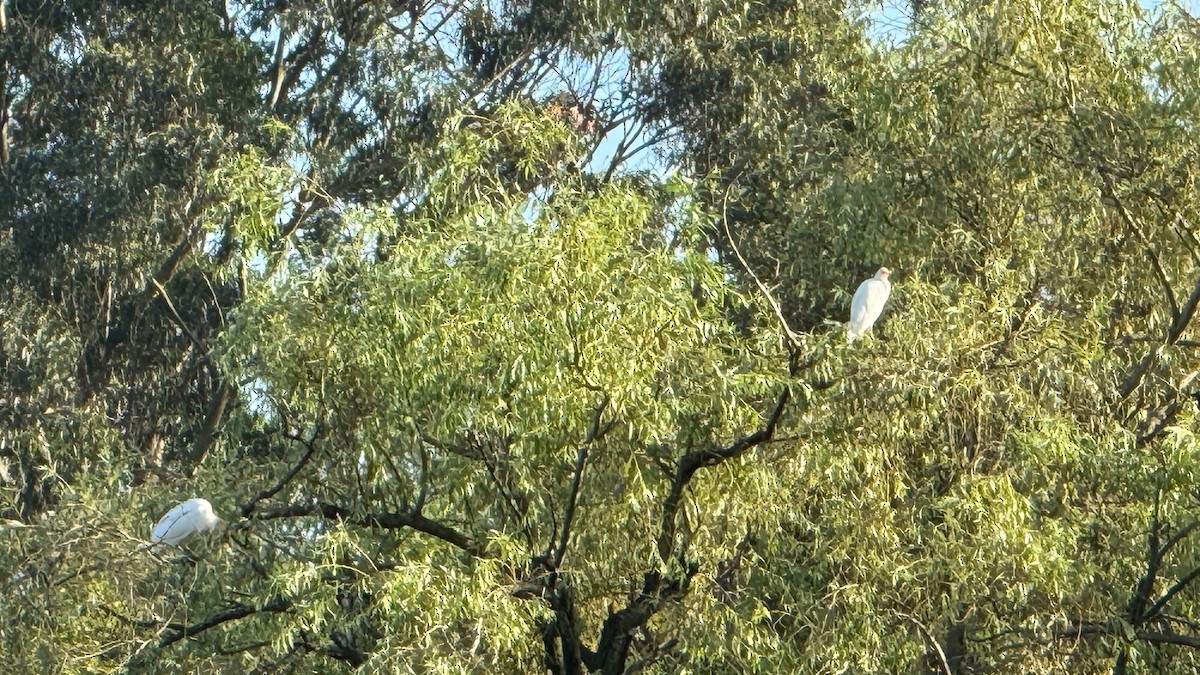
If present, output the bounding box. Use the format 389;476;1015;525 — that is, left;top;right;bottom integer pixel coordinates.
847;267;892;344
150;498;222;546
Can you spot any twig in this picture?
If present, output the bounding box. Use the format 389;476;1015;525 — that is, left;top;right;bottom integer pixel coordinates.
148;278;205;355
899;613;953;675
240;430;319;518
719;183;802;348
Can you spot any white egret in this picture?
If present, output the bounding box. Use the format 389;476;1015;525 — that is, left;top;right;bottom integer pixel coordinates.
150;498;222;546
847;267;892;343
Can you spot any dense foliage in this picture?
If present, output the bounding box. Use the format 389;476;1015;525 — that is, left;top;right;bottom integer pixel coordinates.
3;0;1200;673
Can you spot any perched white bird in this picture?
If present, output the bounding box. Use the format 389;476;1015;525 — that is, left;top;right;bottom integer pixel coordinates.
150;498;222;546
847;267;892;343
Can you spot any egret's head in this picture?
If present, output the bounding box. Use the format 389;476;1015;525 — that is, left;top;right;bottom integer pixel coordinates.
877;267;892;279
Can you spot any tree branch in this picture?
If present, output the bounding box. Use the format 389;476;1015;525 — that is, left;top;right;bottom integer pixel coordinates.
160;597;292;647
421;432;484;460
1057;622;1200;650
658;387;791;559
720;183;801;348
240;430;319;518
1137;399;1186;448
1145;564;1200;622
1097;167;1179;320
899;613;953;675
0;0;9;171
1127;517;1162;623
1160;520;1200;560
585;388;791;673
267;16;290;109
1118;253;1200;399
554;396;610;568
256;501;493;558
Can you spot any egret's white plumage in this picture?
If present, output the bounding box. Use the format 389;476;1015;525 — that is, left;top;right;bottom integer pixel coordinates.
150;498;221;546
847;267;892;343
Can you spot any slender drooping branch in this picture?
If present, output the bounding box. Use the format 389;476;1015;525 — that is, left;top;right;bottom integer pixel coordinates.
720;182;802;348
1097;168;1179;320
899;613;953;675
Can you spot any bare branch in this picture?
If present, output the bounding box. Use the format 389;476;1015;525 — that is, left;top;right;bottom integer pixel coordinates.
1057;622;1200;650
240;430;319;518
1120;335;1200;348
1137;399;1186;448
898;613;953;675
421;433;484;460
583;388;791;673
554;396;610;568
256;501;493;558
1120;276;1200;398
188;384;232;472
267;17;290;109
1127;517;1163;623
1160;520;1200;559
1146;564;1200;621
160;597;292;648
0;0;9;171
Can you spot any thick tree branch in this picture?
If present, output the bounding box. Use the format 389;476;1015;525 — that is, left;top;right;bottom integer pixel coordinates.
187;383;231;472
1127;518;1163;623
1137;399;1186;448
1121;335;1200;348
276;21;327;108
1166;276;1200;346
421;432;484;460
1160;520;1200;560
267;18;290;109
658;387;790;561
542;397;614;673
